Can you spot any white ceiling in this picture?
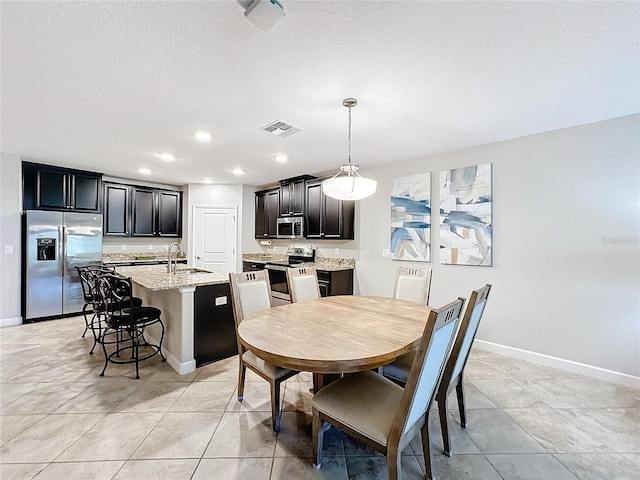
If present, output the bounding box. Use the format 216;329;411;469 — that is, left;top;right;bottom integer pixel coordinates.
2;1;638;187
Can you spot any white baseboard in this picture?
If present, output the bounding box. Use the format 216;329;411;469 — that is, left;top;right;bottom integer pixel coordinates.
144;331;196;376
165;351;196;376
0;316;23;328
474;340;640;390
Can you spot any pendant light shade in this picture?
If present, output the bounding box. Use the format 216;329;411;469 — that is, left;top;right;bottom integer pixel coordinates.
322;98;377;201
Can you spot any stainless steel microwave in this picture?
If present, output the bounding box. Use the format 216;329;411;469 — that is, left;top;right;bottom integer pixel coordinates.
276;216;304;239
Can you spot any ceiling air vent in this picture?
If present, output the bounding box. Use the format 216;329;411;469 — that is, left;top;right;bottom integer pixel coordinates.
260;119;303;137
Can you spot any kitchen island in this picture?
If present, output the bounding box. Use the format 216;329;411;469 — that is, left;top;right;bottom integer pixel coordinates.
115;265;234;375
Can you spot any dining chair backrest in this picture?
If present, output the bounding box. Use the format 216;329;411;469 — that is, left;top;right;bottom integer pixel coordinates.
229;271;273;323
392;266;432;305
390;298;464;441
97;273;134;316
286;266;321;303
76;266;93;302
447;284;492;385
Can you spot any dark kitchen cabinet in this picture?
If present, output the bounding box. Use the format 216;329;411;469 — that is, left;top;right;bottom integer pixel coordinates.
131;187;182;237
157;190;181;236
103;182;182;237
305;180;355;239
22;162;102;212
317;269;354;297
103;183;130;236
279;175;315;216
255;188;280;238
242;261;266;272
194;283;238;367
131;188;155;236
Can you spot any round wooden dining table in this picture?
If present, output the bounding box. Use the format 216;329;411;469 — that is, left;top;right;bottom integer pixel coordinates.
237;295;432;375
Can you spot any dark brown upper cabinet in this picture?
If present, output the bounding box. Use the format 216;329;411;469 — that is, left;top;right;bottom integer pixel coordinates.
157;190;181;236
305;179;355;239
22;162;102;213
103;182;182;237
255;188;280;239
103;183;130;236
279;175;315;216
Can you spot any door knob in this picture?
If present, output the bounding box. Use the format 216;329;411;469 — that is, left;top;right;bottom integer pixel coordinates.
196;256;202;260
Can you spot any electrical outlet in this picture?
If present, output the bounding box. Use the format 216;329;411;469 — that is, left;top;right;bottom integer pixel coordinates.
4;245;13;254
334;248;340;255
215;296;228;306
382;249;390;258
148;245;153;250
121;245;127;251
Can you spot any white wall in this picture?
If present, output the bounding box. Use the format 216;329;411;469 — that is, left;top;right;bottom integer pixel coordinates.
356;115;639;378
0;153;23;325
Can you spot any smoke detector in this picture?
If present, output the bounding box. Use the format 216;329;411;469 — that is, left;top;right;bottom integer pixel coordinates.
260;119;303;137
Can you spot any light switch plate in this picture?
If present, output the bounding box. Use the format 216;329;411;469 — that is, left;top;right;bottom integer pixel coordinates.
148;245;153;250
334;248;340;255
215;296;228;306
121;245;127;251
4;245;13;254
382;249;390;258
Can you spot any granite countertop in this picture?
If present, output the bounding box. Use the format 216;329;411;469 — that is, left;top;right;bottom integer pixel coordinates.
115;265;228;291
103;252;187;264
241;253;355;272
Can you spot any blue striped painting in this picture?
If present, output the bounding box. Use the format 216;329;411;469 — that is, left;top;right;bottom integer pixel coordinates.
390;173;431;262
439;164;492;266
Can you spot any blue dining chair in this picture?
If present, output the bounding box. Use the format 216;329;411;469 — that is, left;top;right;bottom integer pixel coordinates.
311;297;465;480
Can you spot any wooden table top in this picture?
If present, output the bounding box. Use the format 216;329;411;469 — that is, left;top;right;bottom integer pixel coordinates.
237;295;432;373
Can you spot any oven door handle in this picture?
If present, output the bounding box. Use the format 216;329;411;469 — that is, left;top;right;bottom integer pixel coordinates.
266;265;288;272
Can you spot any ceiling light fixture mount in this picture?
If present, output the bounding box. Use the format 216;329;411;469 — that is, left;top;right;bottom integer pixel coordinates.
322;98;377;201
244;0;286;32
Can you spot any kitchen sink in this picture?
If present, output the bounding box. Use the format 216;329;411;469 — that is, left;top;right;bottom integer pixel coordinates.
175;268;212;275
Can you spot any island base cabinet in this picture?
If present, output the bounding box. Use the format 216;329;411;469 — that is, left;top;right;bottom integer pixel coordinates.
194;283;238;368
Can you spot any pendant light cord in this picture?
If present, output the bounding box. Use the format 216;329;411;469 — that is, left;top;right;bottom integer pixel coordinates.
347;105;352;166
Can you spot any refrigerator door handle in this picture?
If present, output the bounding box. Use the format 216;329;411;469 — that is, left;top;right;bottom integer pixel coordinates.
58;226;64;277
62;226;68;276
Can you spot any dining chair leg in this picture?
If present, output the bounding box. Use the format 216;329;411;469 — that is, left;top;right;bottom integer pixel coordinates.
387;444;401;480
81;304;90;337
237;361;246;401
99;327;110;377
89;313;101;355
134;329;140;380
270;380;281;432
456;376;467;428
438;390;452;457
421;421;435;480
312;414;324;469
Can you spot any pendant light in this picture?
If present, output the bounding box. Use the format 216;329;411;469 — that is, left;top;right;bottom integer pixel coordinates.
322;98;377;201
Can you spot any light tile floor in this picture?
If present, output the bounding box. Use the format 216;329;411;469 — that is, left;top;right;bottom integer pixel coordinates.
0;316;638;479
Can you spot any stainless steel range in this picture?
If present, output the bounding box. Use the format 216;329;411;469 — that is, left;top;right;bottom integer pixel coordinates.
265;247;315;304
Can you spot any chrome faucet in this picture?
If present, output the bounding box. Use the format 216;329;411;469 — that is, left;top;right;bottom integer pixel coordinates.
167;242;181;273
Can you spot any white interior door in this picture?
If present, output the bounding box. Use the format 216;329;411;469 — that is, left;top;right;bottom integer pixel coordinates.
192;206;237;272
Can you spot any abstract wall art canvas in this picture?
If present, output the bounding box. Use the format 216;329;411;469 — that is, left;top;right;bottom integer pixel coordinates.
390;173;431;262
439;163;492;266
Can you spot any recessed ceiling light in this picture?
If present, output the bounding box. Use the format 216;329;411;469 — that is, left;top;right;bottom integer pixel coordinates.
275;154;288;163
203;177;213;184
139;168;151;175
232;168;245;176
156;152;176;161
194;130;212;143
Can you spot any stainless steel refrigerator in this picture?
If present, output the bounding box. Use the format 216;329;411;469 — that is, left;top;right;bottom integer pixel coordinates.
24;210;103;321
